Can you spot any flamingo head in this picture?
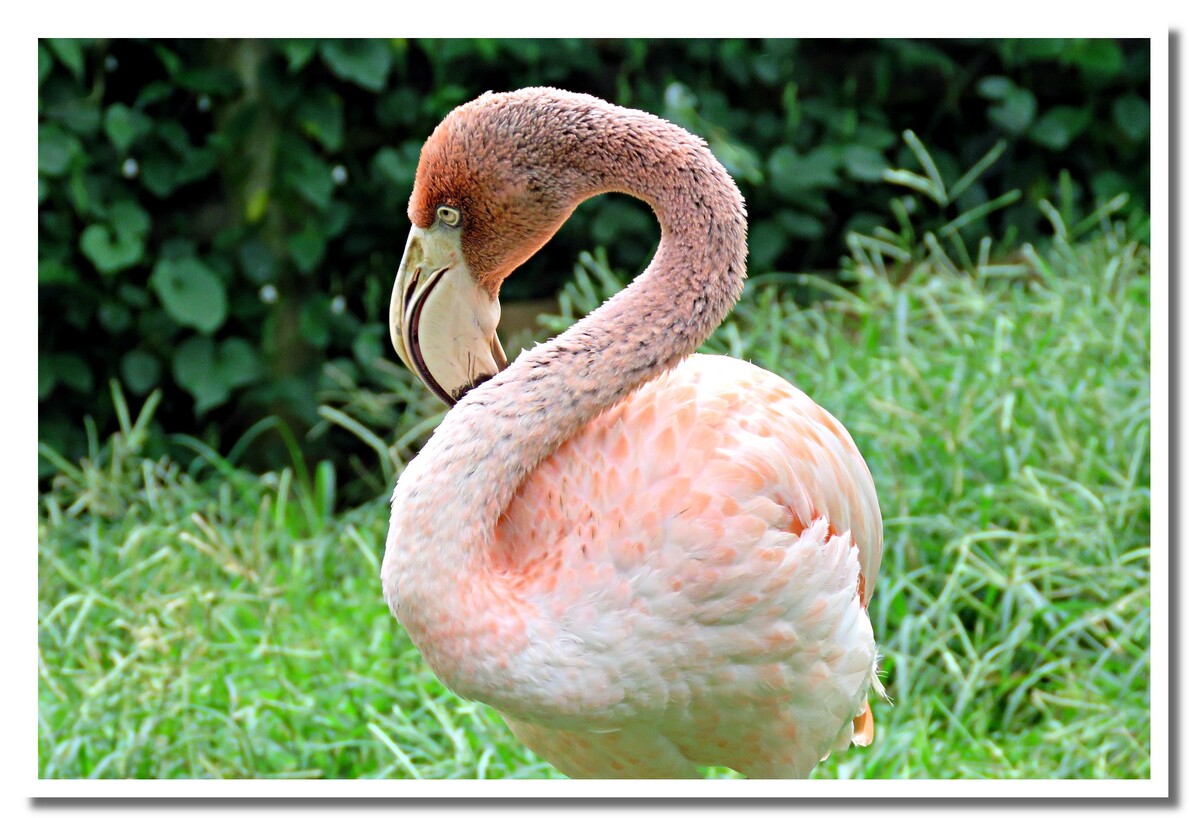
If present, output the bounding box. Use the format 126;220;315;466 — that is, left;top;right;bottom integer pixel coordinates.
390;89;597;405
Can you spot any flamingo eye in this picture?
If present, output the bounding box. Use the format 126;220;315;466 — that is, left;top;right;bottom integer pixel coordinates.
436;205;461;227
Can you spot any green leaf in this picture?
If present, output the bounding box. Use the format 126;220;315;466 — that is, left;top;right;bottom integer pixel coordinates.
1009;38;1066;62
154;44;181;76
38;124;79;177
776;209;825;240
300;296;332;348
590;199;654;246
281;136;333;208
239;240;279;285
1090;170;1130;203
748;220;789;269
288;225;326;274
118;283;150;308
66;172;97;216
1112;95;1149;142
151;257;228;333
323;200;353;239
172;337;223;412
842;145;887;181
139;155;177;197
159;237;197;261
175;145;219;187
155;120;191;154
320;39;392;91
98;301;132;332
720;41;750;86
372;145;417;190
280;39;318;71
173;336;261;413
45;96;102;136
136;81;175;108
976;75;1014;100
218;338;262;388
885;39;957;76
121;350;161;394
1029;106;1092;151
108;200;151;239
75;202;151;279
245;185;270;224
853;123;897;151
104;103;153;152
38;44;52;86
51;353;93;394
298;87;344;152
353;326;383;367
38;353;57;400
174;67;240;96
709;137;764;185
376;87;420;128
752;52;785;86
38;257;77;285
47;39;84;79
987;87;1037;134
768;146;839;198
1072;39;1124;77
80;224;143;274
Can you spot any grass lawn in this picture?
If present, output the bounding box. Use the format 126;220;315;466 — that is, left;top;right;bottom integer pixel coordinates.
38;222;1150;779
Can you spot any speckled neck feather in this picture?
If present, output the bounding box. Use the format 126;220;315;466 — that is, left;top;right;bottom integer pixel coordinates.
383;88;748;705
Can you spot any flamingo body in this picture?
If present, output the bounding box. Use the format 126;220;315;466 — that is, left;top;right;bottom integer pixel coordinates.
492;353;881;777
382;88;885;778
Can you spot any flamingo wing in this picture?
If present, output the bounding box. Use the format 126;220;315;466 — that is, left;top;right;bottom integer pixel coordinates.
489;353;883;777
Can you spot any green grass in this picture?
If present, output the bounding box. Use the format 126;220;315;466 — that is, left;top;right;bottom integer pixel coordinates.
38;221;1150;779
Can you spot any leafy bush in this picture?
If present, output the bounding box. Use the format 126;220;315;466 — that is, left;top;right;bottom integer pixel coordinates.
38;38;1150;485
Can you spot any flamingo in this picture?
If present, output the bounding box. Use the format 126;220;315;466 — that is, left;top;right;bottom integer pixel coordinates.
381;88;885;779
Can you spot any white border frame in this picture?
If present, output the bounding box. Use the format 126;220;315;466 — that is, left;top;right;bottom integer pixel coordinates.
15;5;1175;809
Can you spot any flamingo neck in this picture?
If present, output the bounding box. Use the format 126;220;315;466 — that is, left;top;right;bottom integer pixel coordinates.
382;103;748;706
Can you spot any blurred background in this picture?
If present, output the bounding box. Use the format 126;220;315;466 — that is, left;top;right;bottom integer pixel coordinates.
38;38;1150;502
38;39;1152;780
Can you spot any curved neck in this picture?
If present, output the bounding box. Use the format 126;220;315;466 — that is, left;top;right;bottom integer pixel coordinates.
383;106;747;697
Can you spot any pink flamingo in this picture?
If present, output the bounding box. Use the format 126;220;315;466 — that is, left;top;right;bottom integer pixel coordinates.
382;88;885;779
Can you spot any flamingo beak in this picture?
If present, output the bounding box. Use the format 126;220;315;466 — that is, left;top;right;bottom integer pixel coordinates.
390;225;509;406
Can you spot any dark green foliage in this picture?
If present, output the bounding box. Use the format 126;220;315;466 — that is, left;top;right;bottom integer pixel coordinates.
38;38;1150;488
